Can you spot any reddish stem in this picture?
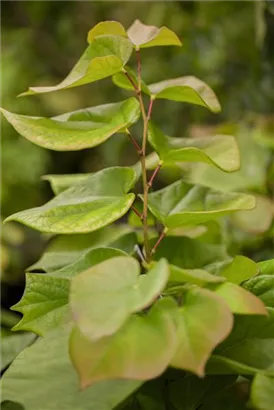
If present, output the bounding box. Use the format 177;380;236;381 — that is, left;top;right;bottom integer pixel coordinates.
151;230;166;255
126;130;142;155
136;48;142;91
131;205;143;220
147;98;154;120
123;71;139;93
148;163;162;188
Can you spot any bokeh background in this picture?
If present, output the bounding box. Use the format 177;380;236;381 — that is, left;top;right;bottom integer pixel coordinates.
1;1;274;321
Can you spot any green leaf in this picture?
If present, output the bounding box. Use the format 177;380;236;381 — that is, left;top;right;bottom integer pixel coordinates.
151;236;228;269
148;76;221;113
69;299;177;389
1;326;142;410
0;98;140;151
19;36;133;96
207;355;273;376
5;167;136;234
43;174;91;195
168;265;225;287
28;224;132;272
214;282;267;315
251;374;274;410
146;181;255;230
87;21;127;43
70;257;169;340
127;19;182;48
168;375;237;410
1;333;36;371
243;275;274;308
258;259;274;276
148;122;239;172
170;287;233;376
12;248;125;336
219;255;259;284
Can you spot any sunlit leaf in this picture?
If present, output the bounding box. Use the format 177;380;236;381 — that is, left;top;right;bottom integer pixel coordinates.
28;224;132;272
214;282;267;315
219;255;259;284
43;174;91;195
148;122;239;172
148;76;221;113
19;36;133;96
12;248;125;336
0;98;140;151
127;19;182;48
87;21;127;43
251;374;274;410
5;167;136;234
258;259;274;276
70;256;169;340
69;299;177;388
146;181;255;229
1;326;142;410
170;287;233;376
168;265;225;287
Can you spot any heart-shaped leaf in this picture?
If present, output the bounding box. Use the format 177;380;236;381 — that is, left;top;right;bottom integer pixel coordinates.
168;265;225;287
127;19;182;48
87;21;127;43
19;36;133;96
214;282;268;315
69;299;177;389
11;248;125;336
170;287;233;376
148;122;239;172
28;224;133;272
148;76;221;113
0;98;140;151
251;374;274;410
219;255;259;284
70;256;169;340
1;326;142;410
5;167;136;234
146;181;255;230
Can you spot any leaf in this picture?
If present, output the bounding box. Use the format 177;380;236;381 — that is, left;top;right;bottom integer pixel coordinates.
127;19;182;48
170;287;233;376
19;36;133;96
70;256;169;340
148;76;221;113
207;355;273;377
0;326;142;410
219;255;259;284
168;375;237;410
258;259;274;276
43;174;91;195
69;299;177;388
28;224;132;272
1;333;36;371
112;66;151;94
5;167;136;234
87;21;127;43
146;181;255;230
0;98;140;151
148;122;239;172
151;236;228;269
251;374;274;410
214;282;268;315
168;265;225;287
243;275;274;308
12;248;125;336
231;195;274;234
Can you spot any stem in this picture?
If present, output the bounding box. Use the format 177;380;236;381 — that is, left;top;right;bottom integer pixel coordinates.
136;48;141;92
131;205;143;220
151;230;166;255
148;163;162;188
123;71;139;93
126;129;142;155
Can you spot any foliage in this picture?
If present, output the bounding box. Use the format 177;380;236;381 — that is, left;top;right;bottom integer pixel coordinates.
1;18;274;410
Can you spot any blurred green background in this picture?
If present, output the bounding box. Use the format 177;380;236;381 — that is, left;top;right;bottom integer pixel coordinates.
1;1;273;315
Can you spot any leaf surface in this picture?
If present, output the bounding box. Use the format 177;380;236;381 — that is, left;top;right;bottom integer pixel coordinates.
168;265;225;287
1;333;36;371
148;122;239;172
219;255;259;284
170;287;233;376
146;181;255;229
5;167;136;234
1;326;142;410
87;21;127;43
127;19;182;48
148;76;221;112
43;174;91;195
251;374;274;410
70;299;177;388
70;256;169;340
19;36;133;96
1;98;140;151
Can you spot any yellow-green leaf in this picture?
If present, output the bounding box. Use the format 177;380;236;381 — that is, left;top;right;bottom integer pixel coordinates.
219;255;259;284
87;21;127;43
